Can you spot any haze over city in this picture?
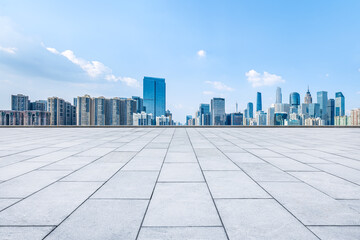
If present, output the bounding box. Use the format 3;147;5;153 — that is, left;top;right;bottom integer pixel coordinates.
1;0;360;123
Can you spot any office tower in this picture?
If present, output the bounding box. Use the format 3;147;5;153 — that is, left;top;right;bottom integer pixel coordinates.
247;102;253;118
256;92;262;112
47;97;66;125
230;112;243;125
143;77;166;118
256;111;267;125
199;103;210;125
267;106;275;125
211;98;225;125
274;113;287;125
106;98;121;125
186;115;192;125
276;87;282;104
289;92;300;107
11;94;29;111
203;113;211;126
308;103;320;118
92;97;106;126
120;98;137;125
304;86;312;104
76;95;92;126
165;110;173;125
317;91;328;121
133;112;153;126
132;96;144;113
335;92;345;116
327;99;335;125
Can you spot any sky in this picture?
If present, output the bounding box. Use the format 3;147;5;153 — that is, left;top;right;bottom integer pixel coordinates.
0;0;359;123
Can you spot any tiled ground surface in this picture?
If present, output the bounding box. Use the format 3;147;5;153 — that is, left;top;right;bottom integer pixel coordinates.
0;128;360;240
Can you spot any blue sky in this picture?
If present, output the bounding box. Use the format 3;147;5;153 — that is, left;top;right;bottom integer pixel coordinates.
0;0;359;122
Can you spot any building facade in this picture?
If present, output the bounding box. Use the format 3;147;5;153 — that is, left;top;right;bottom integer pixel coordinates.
143;77;166;118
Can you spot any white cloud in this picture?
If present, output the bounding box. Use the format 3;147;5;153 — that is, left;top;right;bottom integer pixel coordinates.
197;50;206;57
205;81;234;91
0;46;17;54
203;91;214;95
174;104;183;109
45;45;140;88
245;69;285;87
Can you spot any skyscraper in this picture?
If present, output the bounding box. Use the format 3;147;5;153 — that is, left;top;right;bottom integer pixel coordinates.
335;92;345;116
199;103;210;125
107;98;121;125
276;87;282;104
327;99;335;125
211;98;225;125
317;91;328;121
143;77;166;118
132;96;144;113
289;92;300;107
76;95;92;126
304;86;312;104
247;102;254;118
120;98;137;125
11;94;29;111
256;92;262;112
93;97;106;126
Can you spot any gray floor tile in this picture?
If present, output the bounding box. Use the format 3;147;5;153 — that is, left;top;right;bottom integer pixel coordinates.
138;227;227;240
143;183;221;226
216;199;318;239
0;227;53;240
309;226;360;240
159;163;204;182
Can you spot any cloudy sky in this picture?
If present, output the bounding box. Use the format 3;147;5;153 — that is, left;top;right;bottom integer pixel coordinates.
0;0;359;122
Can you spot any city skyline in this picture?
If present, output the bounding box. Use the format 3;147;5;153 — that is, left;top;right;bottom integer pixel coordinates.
0;1;360;122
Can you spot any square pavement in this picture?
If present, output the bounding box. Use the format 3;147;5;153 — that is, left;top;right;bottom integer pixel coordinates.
0;127;360;239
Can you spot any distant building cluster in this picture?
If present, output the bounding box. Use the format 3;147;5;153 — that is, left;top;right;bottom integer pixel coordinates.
0;77;175;126
186;87;360;126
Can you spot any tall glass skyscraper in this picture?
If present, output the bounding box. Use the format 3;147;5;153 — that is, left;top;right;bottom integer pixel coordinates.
289;92;300;107
256;92;262;112
276;87;282;104
211;98;225;125
327;99;335;125
317;91;328;120
335;92;345;116
247;102;253;119
143;77;166;118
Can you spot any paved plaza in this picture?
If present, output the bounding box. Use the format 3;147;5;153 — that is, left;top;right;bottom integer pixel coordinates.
0;128;360;239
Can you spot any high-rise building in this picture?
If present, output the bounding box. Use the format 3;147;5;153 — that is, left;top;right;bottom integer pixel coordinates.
76;95;93;126
289;92;300;107
274;113;287;125
308;103;321;118
47;97;66;125
29;100;47;111
199;103;210;125
276;87;282;104
267;105;275;125
230;112;243;125
48;97;76;125
120;98;137;125
256;111;267;125
143;77;166;118
256;92;262;112
11;94;29;111
327;99;335;125
304;86;312;104
92;97;106;126
186;115;192;125
132;96;144;113
335;92;345;117
317;91;328;121
106;98;121;125
247;102;253;118
211;98;225;125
